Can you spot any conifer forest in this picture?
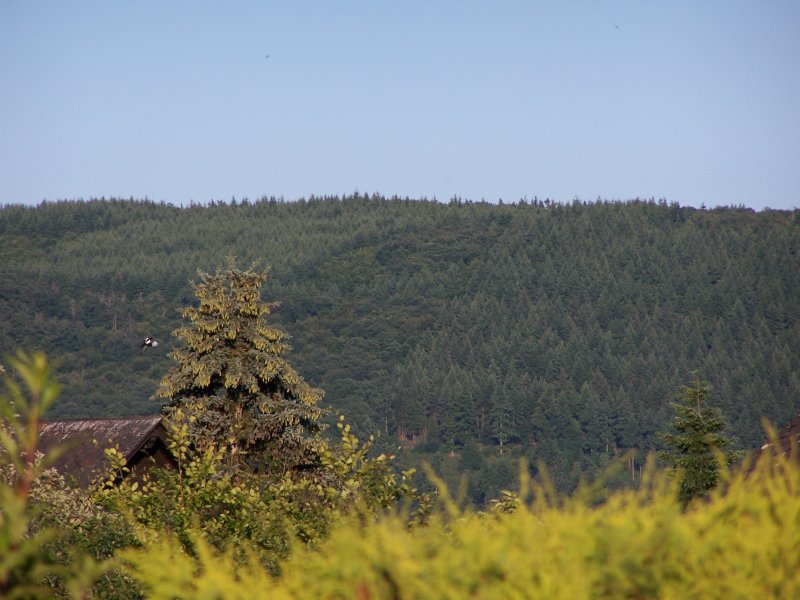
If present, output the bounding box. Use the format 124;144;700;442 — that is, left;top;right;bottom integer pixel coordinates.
2;196;799;498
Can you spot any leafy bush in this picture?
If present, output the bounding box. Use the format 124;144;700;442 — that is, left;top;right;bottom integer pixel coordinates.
0;351;114;598
121;450;799;599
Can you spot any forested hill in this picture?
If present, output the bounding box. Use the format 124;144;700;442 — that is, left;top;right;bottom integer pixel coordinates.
2;196;799;493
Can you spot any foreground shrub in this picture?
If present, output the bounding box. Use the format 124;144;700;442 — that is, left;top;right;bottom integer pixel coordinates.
0;352;113;598
122;450;799;599
93;410;424;575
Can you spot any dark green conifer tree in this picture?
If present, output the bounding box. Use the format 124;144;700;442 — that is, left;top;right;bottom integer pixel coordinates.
156;259;324;478
658;378;737;508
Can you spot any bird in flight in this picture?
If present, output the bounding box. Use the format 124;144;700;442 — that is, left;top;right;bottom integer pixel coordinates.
141;337;159;350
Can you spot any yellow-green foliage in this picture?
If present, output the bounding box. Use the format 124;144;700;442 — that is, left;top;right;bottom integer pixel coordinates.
0;351;110;599
122;452;800;599
94;410;425;577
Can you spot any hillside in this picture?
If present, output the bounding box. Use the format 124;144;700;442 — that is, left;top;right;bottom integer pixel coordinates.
2;196;799;494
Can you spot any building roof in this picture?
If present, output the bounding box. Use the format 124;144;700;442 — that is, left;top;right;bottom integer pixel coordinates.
38;415;167;487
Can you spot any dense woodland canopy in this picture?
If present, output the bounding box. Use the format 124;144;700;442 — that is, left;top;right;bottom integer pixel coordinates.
1;195;798;495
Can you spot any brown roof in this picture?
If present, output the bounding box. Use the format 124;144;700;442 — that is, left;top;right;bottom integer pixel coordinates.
38;415;167;487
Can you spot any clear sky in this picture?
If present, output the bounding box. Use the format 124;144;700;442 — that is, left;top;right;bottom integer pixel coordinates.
1;1;798;210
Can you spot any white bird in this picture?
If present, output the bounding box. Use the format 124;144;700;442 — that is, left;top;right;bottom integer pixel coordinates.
141;337;159;349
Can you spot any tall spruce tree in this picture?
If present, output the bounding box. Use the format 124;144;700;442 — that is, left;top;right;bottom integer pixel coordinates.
156;259;324;477
659;378;737;508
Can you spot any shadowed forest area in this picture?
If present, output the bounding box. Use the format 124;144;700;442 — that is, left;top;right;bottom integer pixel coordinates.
2;196;798;498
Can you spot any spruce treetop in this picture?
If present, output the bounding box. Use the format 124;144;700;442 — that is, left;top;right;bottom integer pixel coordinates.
156;258;324;476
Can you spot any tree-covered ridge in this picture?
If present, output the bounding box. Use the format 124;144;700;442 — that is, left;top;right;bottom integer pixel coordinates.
2;196;799;492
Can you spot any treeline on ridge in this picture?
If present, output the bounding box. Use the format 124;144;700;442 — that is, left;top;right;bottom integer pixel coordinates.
1;195;798;495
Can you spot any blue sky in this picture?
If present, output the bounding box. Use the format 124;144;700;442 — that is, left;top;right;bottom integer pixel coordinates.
1;1;798;210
